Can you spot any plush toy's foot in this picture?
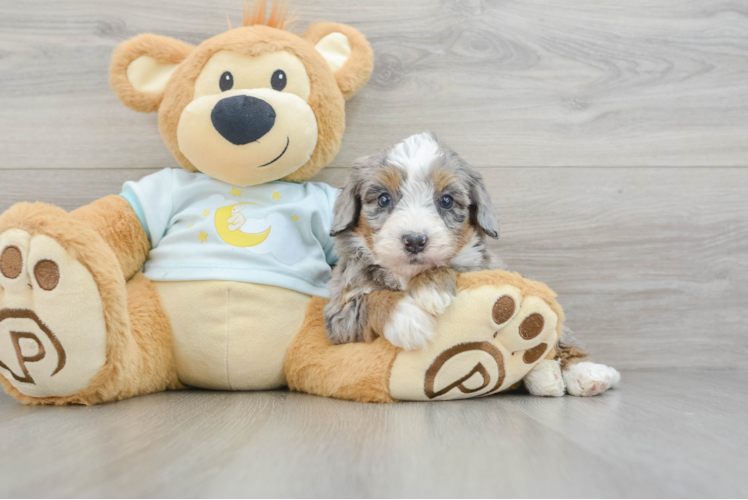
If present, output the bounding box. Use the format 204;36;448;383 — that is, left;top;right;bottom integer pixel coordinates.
0;203;178;405
0;226;109;400
563;362;621;397
388;270;563;401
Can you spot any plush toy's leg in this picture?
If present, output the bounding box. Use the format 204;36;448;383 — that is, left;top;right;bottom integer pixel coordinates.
286;269;567;402
285;298;401;403
0;203;180;405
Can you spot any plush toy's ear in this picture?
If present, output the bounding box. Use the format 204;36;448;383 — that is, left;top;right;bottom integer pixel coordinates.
305;23;374;100
109;34;194;113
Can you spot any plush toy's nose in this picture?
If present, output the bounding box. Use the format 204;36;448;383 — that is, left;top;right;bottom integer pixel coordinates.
211;95;276;146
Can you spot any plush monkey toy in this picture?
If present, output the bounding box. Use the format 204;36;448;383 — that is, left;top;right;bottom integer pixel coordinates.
0;2;588;405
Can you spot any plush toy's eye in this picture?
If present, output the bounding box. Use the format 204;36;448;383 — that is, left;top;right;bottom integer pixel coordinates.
378;193;393;208
271;70;287;91
439;195;455;210
220;71;234;92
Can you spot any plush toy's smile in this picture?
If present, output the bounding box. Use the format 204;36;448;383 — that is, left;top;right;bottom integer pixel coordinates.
259;137;290;167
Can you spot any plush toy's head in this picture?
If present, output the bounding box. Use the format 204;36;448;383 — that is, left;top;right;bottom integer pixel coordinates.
110;1;373;186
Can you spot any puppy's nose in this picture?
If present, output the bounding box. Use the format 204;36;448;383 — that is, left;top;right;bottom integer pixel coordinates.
403;233;428;254
211;95;276;146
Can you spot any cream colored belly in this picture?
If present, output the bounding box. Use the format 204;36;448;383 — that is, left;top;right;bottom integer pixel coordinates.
154;281;312;391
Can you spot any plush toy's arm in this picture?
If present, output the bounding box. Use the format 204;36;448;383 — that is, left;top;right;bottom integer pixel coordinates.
71;195;150;281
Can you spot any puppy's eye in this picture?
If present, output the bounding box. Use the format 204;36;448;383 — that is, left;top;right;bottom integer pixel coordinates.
378;193;393;208
271;70;287;91
439;195;454;210
220;71;234;92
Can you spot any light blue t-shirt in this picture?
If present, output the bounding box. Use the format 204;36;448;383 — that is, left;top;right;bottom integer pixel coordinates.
121;168;339;298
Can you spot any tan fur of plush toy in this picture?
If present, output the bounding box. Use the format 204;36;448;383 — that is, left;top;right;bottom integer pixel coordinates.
0;1;580;405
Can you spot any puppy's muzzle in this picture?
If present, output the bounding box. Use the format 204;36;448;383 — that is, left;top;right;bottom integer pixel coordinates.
211;95;276;146
403;233;428;255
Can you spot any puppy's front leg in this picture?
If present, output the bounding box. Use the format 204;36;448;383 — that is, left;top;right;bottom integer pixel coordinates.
376;268;458;350
408;267;458;316
325;293;370;345
367;291;437;351
325;289;433;350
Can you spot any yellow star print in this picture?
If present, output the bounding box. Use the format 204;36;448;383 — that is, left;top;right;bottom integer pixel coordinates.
202;210;210;216
272;191;282;201
230;187;243;197
198;231;208;243
291;215;300;221
188;224;195;228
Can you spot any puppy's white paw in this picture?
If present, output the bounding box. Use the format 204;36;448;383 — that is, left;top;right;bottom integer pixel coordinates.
383;295;436;350
410;285;453;316
524;359;565;397
563;362;621;397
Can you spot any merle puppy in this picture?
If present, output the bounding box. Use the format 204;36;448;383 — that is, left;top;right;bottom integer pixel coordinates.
324;133;620;397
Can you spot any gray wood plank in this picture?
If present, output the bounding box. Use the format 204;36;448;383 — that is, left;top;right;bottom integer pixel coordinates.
0;370;746;498
0;167;746;370
1;0;747;170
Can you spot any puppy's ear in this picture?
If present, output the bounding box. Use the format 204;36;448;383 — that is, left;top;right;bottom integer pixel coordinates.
110;34;194;113
450;155;500;239
305;23;374;100
469;173;500;239
443;146;500;240
330;172;361;236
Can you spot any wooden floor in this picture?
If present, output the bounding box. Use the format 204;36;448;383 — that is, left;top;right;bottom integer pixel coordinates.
0;370;746;498
1;0;747;497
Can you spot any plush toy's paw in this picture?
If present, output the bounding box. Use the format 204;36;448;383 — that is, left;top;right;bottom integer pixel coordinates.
0;222;109;400
524;359;565;397
383;295;436;350
563;362;621;397
388;271;561;401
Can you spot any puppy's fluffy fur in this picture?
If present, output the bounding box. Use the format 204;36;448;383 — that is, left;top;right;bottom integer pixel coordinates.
325;132;504;349
325;133;622;398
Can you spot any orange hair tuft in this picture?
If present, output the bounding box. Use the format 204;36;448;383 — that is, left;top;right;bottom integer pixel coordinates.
243;0;295;30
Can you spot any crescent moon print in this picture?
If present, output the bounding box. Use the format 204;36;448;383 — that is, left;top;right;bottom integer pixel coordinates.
215;203;271;247
211;199;305;265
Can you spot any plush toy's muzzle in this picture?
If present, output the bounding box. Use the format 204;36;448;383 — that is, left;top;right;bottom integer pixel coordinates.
177;87;318;186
